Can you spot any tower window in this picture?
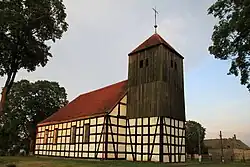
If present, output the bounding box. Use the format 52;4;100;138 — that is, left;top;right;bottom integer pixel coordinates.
175;62;177;70
145;59;149;66
139;60;143;68
171;60;173;68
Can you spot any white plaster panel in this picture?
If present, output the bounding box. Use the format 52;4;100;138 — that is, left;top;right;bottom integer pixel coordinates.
136;145;141;153
112;126;117;133
62;130;66;136
80;127;84;134
176;155;179;162
60;152;64;156
130;127;135;134
155;135;160;143
39;151;42;155
85;119;89;124
108;144;114;152
89;153;95;158
131;136;135;143
181;155;185;162
163;145;168;154
83;144;88;151
97;117;104;124
127;154;133;161
129;119;136;126
150;117;158;125
72;122;76;126
56;152;60;156
65;152;69;156
56;145;60;150
89;144;95;151
143;118;148;125
65;144;69;151
127;145;131;153
137;118;142;125
119;119;126;126
118;153;125;158
151;155;159;162
127;136;131;144
179;121;184;128
143;154;148;161
171;119;175;126
35;151;38;154
120;105;126;116
149;136;154;143
121;95;127;104
110;117;117;124
143;136;148;143
136;154;141;161
163;155;169;162
70;145;74;151
175;120;178;126
59;124;63;129
66;137;70;143
77;121;80;127
81;120;84;126
90;135;95;142
137;127;141;134
82;152;88;157
171;128;175;135
153;145;159;154
182;146;185;153
165;118;171;125
182;139;185;145
78;144;82;151
76;128;80;135
118;136;125;143
143;145;148;153
69;152;74;157
150;126;156;134
90;118;96;125
41;126;45;131
38;127;42;132
110;105;118;116
143;127;148;134
175;128;179;136
66;129;70;136
96;126;102;133
90;127;96;134
61;144;65;151
175;138;179;145
156;125;160;134
118;144;125;152
99;143;103;151
118;127;126;134
75;144;79;151
97;153;103;158
66;123;70;128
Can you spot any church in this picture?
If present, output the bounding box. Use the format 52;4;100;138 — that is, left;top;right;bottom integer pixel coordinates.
34;24;186;163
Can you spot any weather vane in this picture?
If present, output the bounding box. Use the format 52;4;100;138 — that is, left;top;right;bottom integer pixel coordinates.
152;6;159;34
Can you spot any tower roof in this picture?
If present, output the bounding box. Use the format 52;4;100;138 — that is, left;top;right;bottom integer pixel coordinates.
129;33;183;58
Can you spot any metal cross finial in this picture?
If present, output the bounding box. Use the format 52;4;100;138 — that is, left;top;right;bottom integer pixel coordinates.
152;7;159;33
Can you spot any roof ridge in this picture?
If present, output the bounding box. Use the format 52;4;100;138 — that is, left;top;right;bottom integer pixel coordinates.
78;80;127;97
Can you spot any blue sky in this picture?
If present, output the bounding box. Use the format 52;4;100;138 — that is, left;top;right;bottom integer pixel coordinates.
0;0;249;145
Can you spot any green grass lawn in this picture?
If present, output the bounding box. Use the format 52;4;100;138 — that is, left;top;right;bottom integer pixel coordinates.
0;156;249;167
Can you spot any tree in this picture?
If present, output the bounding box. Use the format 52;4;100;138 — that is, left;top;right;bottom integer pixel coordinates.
185;120;206;157
0;80;68;155
208;0;250;92
0;0;68;114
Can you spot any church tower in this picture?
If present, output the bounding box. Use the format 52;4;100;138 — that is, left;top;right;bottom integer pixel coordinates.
126;23;186;162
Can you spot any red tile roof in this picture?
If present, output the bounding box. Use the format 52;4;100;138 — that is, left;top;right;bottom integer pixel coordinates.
129;33;183;58
38;80;128;125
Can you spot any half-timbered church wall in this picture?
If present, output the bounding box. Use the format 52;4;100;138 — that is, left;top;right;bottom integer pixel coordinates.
35;94;127;160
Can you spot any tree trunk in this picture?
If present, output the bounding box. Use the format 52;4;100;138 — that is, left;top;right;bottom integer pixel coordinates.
0;87;7;116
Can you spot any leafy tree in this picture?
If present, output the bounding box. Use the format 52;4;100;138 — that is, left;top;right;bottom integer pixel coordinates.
185;120;206;157
0;0;68;114
208;0;250;91
0;80;68;155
